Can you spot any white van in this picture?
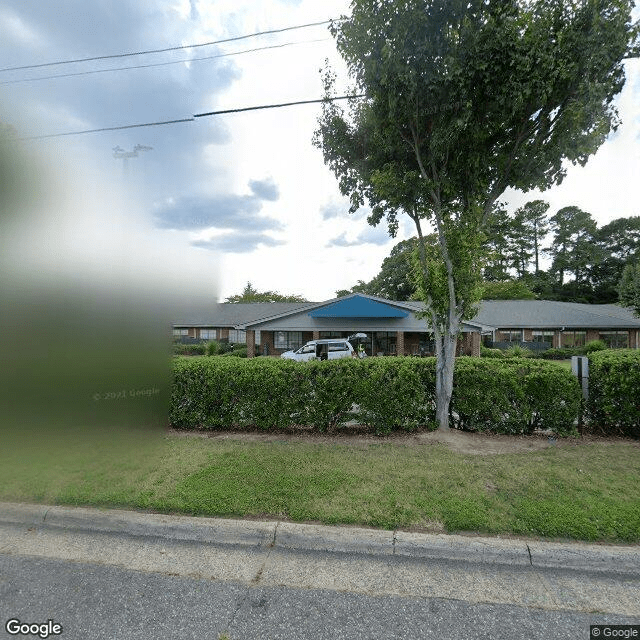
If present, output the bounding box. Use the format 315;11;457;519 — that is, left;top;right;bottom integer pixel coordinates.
281;338;356;362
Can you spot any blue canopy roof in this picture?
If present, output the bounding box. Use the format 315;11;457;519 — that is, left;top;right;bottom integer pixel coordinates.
308;295;409;318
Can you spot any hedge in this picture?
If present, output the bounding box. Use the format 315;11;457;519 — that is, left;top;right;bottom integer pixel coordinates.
170;356;581;436
586;350;640;437
452;358;581;436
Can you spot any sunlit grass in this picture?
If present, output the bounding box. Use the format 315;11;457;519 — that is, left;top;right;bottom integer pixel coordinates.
1;429;638;542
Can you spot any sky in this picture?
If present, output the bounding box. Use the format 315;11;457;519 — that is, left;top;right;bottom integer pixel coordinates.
1;0;639;304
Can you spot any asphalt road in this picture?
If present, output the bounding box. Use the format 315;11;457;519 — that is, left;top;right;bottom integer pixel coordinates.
0;503;639;640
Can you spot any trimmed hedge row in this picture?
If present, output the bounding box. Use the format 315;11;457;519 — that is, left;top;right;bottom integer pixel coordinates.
452;358;581;436
586;350;640;438
170;356;581;436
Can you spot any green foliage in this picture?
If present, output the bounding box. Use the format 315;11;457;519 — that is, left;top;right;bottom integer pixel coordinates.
314;0;636;429
173;342;206;356
481;280;536;300
617;262;640;316
540;341;608;359
452;358;581;436
225;282;308;304
205;341;221;356
504;345;535;358
170;356;580;436
586;349;640;437
336;238;419;301
584;339;607;354
357;358;437;434
548;206;600;287
480;346;505;358
217;345;259;358
541;347;584;360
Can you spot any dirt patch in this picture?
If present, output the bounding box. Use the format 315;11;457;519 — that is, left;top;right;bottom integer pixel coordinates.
167;425;636;455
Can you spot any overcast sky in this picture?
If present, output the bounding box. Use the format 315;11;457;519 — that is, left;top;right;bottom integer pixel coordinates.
1;0;639;303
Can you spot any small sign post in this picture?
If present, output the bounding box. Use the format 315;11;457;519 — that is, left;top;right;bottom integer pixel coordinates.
571;356;589;400
571;355;589;431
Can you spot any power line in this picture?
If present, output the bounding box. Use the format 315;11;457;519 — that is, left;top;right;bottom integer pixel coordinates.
0;38;332;86
19;117;196;140
193;95;364;118
16;95;364;140
0;19;338;74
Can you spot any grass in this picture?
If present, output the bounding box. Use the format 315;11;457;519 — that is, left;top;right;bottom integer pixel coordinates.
1;426;638;543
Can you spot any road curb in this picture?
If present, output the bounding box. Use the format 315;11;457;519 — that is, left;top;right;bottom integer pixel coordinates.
1;502;639;575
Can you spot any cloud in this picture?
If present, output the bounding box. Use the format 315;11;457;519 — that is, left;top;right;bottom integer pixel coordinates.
249;177;279;201
326;225;391;248
357;225;391;245
320;202;344;220
320;202;369;220
192;232;285;254
0;0;241;202
153;192;284;231
326;232;354;247
153;177;283;231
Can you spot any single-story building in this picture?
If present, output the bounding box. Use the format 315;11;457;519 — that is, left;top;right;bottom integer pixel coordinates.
172;294;640;357
474;300;640;350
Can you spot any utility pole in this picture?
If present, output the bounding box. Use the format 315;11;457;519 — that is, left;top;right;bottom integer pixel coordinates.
112;144;153;179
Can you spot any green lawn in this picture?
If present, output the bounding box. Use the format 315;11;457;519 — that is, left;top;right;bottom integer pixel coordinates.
2;426;638;543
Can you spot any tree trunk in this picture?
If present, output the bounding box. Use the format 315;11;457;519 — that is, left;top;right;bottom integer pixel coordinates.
434;327;458;430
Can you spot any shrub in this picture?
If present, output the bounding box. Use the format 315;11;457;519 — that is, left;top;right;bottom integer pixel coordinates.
540;347;581;360
218;345;260;358
170;356;581;436
586;349;640;437
480;345;505;358
205;341;221;356
304;359;363;431
173;342;206;356
504;345;534;358
452;358;580;435
584;339;607;353
357;357;437;434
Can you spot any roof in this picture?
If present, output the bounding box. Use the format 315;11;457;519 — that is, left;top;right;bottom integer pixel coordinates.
173;302;315;327
173;296;640;331
473;300;640;330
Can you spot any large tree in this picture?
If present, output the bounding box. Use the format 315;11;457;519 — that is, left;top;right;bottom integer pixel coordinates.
591;216;640;302
315;0;637;430
337;237;420;300
513;200;550;275
547;206;601;292
225;282;308;304
618;262;640;316
483;206;515;281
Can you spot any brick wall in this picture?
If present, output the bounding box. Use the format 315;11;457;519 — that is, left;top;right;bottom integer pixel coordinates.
459;331;480;356
396;331;405;356
246;330;256;358
404;333;421;355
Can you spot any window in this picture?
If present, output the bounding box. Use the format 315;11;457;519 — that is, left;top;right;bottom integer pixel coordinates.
173;328;188;336
328;342;349;352
228;330;246;344
299;344;315;354
373;331;397;355
532;331;554;344
600;331;628;349
199;329;217;340
500;330;522;342
227;330;260;345
275;331;303;350
561;331;586;348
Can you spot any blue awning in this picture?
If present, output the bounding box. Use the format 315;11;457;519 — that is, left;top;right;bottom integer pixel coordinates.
309;295;409;318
